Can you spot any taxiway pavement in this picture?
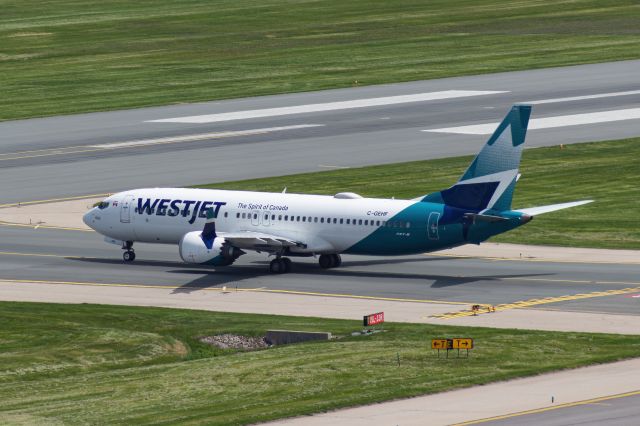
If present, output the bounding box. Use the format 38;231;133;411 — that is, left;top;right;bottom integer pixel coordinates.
1;224;638;319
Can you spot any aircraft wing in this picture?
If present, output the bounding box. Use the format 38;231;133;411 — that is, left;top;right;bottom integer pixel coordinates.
217;231;306;250
514;200;593;216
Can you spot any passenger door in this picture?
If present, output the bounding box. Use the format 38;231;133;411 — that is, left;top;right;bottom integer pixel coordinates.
120;195;135;223
427;212;440;240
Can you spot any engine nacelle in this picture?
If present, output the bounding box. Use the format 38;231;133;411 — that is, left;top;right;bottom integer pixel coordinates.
178;232;243;266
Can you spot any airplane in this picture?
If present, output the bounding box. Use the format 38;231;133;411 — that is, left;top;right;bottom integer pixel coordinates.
83;104;592;273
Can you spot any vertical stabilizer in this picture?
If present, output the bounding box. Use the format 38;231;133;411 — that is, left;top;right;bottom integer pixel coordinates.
421;105;532;212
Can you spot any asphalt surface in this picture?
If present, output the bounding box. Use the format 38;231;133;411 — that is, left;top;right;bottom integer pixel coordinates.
2;224;639;316
482;393;640;426
1;60;640;203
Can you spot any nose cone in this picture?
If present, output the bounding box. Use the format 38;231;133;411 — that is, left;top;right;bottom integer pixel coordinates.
83;208;96;230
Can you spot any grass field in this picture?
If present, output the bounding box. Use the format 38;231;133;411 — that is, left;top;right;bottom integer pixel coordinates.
1;0;639;121
1;302;640;425
197;138;640;250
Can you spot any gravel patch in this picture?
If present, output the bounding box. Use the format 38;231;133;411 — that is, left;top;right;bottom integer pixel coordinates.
199;334;269;350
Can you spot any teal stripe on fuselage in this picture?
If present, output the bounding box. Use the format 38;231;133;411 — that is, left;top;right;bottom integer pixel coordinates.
345;202;526;256
345;202;459;255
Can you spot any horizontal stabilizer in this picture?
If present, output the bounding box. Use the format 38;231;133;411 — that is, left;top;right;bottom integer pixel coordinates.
514;200;593;216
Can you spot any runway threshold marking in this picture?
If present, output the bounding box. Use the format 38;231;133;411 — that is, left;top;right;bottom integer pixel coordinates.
454;389;640;425
147;90;508;123
423;107;640;135
0;124;322;162
432;286;640;319
0;278;471;306
524;89;640;105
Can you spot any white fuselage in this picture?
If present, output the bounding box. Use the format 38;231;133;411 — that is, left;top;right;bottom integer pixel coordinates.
83;188;423;255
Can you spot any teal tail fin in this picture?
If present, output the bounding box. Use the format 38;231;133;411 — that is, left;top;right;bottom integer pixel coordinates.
421;104;532;211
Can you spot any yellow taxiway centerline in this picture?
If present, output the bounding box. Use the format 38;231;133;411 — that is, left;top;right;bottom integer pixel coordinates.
0;221;91;232
433;285;640;319
0;277;472;306
0;193;110;208
426;252;640;266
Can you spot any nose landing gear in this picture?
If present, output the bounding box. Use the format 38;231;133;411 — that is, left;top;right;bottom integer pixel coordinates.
122;241;136;262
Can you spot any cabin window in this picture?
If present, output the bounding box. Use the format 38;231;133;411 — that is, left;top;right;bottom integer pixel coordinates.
314;217;318;223
333;218;337;224
271;214;275;220
346;219;350;224
358;219;363;225
253;213;258;219
278;215;282;221
364;220;368;226
224;212;228;218
302;217;306;222
320;217;324;223
339;218;343;224
376;220;380;226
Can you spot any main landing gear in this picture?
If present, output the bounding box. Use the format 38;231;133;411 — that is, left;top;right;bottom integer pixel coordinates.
269;257;292;274
319;254;341;269
122;241;136;262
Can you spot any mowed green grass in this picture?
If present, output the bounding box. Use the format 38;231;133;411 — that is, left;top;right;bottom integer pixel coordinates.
198;138;640;250
1;0;640;120
1;302;640;425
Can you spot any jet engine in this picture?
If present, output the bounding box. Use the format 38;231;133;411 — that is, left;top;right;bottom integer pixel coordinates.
178;232;244;266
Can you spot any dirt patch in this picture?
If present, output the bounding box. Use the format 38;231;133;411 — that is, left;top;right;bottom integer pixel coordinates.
168;339;189;356
199;334;269;351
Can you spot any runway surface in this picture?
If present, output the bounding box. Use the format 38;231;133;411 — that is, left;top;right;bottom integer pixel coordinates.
2;224;639;317
481;392;640;426
2;60;640;203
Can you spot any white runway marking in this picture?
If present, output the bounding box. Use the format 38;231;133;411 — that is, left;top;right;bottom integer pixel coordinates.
147;90;507;124
423;108;640;135
88;124;323;149
526;89;640;105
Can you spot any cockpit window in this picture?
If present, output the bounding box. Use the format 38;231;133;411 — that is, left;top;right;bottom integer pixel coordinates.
97;201;110;210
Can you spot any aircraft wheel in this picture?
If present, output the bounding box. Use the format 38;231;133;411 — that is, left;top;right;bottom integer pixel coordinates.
281;257;292;273
123;250;136;262
269;258;283;274
319;254;333;269
331;254;342;268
